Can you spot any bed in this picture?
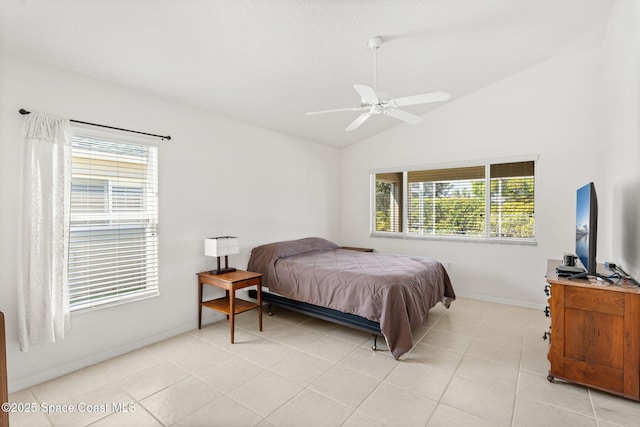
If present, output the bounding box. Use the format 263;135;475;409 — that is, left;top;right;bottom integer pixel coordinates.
247;237;455;359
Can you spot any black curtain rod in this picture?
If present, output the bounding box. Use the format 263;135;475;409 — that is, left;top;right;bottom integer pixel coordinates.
18;109;171;141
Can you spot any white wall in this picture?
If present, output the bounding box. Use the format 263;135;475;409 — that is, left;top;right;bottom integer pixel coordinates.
340;48;608;308
0;53;340;392
603;0;640;281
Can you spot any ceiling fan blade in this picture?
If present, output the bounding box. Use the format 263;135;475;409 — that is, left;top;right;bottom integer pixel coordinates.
345;113;372;131
353;84;379;105
306;106;368;115
392;92;451;107
384;108;424;124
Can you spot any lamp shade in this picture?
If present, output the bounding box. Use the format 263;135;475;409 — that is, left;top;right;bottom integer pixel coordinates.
204;236;239;257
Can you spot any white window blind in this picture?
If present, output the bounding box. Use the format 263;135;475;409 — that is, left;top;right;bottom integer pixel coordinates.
68;134;159;311
407;166;486;237
372;159;536;242
489;161;535;238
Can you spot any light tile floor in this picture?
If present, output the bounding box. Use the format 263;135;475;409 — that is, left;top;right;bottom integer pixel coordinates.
8;297;640;426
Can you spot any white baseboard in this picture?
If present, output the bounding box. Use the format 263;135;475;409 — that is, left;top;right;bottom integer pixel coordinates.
8;322;197;393
456;291;546;310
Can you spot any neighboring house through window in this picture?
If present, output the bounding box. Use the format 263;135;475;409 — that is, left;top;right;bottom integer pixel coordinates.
68;131;159;311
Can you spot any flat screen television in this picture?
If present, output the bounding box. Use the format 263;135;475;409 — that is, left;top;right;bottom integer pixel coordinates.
575;182;597;274
570;182;610;282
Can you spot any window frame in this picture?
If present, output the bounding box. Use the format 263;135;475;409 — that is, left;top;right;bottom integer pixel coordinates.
68;126;160;312
370;155;538;245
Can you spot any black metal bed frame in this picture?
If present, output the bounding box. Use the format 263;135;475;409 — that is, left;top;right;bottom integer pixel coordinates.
248;289;383;350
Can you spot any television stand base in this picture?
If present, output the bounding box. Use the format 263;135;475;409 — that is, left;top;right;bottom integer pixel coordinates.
568;271;613;284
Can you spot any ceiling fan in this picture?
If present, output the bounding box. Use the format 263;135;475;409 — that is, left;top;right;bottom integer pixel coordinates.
306;36;450;131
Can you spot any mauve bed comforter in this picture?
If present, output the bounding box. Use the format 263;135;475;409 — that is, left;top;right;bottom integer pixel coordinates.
247;237;455;359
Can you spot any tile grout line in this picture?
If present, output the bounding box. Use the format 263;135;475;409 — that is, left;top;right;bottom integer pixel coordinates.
510;311;530;427
421;309;477;427
220;322;367;426
588;388;601;427
264;310;439;424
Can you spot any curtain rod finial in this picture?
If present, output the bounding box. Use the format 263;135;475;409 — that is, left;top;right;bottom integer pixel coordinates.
19;108;31;115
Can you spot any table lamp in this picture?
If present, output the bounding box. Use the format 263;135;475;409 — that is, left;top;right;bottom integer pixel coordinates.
205;236;239;274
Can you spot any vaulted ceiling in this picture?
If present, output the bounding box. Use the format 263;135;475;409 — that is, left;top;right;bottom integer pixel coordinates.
0;0;614;148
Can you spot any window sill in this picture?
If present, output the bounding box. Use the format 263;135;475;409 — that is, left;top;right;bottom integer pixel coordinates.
370;232;537;246
70;291;160;315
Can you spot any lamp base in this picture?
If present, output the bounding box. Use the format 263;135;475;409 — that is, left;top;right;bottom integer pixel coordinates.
209;255;236;275
209;267;237;275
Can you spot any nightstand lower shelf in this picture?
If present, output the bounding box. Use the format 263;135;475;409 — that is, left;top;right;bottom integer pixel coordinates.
201;297;259;315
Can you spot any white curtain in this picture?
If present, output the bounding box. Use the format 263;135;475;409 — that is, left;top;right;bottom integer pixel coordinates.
18;113;72;351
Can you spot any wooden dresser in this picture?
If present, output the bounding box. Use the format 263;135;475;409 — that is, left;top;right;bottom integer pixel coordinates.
545;259;640;400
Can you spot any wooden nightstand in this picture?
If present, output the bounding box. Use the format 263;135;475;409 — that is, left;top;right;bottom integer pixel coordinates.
197;270;263;343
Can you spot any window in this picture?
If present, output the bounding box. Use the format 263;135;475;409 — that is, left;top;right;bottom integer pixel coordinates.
372;159;536;242
68;133;159;311
375;172;403;232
